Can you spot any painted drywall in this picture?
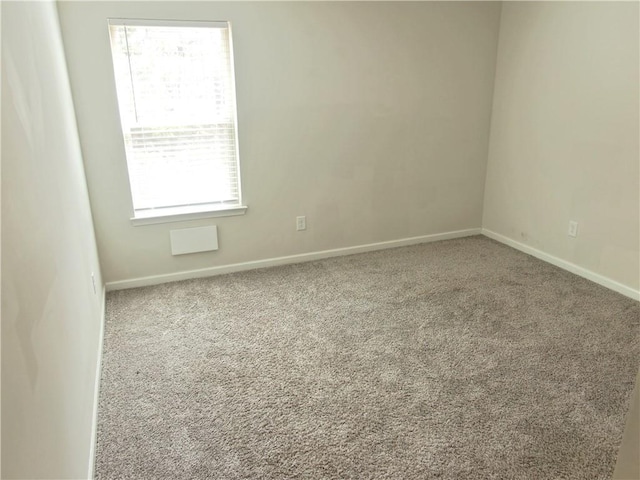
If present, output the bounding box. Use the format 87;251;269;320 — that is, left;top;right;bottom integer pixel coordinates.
483;2;640;290
1;1;104;478
56;1;501;284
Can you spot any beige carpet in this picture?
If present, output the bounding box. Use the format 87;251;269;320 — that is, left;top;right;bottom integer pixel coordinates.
96;236;639;479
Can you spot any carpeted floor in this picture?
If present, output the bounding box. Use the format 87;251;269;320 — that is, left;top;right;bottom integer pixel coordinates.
96;236;639;479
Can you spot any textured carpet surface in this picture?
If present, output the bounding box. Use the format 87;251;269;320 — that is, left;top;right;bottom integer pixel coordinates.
96;236;639;479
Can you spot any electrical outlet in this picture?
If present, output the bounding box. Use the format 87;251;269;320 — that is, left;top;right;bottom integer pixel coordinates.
91;273;97;294
568;221;578;238
296;216;306;231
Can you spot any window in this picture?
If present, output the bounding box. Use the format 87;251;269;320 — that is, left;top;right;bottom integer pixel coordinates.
108;19;245;224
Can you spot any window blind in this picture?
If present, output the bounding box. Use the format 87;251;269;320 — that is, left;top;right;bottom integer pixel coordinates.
108;20;241;214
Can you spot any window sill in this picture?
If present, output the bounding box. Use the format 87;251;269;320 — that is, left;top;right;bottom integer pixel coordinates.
130;205;247;226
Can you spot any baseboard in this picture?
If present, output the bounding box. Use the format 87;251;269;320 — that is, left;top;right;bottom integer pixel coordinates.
87;286;107;480
482;229;640;301
106;228;482;291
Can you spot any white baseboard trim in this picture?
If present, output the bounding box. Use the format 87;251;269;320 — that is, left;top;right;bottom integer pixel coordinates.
482;228;640;301
106;228;482;291
87;286;107;480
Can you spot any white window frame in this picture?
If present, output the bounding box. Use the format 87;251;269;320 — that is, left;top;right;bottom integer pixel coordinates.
107;18;247;226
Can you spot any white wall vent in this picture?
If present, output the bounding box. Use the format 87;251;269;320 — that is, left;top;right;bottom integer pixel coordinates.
170;225;218;255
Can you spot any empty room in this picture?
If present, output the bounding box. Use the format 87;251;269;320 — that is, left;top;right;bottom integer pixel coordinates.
2;1;639;479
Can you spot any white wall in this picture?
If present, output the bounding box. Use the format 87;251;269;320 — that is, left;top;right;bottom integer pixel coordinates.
1;1;104;478
483;2;639;291
56;1;502;285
